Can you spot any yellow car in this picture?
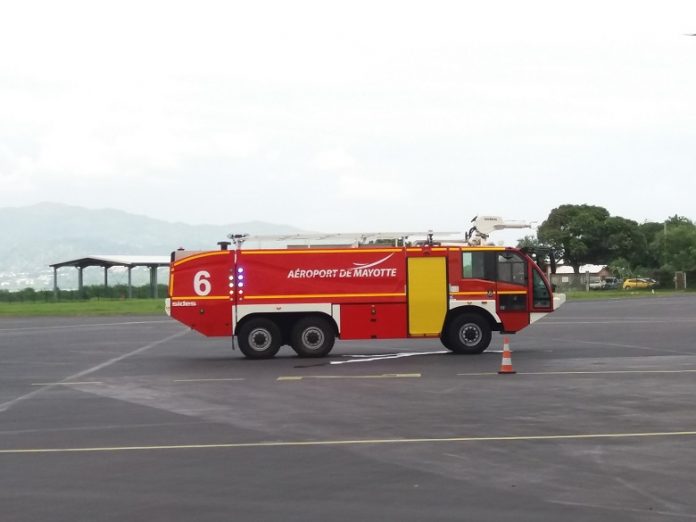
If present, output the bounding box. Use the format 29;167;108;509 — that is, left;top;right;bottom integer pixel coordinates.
623;278;657;290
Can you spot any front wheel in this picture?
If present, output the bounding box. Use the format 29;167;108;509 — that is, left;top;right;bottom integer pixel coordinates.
290;316;335;358
443;313;492;354
237;318;282;359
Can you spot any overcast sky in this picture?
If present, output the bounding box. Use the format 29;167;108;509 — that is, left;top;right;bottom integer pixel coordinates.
1;0;695;237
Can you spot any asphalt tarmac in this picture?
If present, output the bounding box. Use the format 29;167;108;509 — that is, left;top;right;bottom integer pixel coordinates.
2;296;696;521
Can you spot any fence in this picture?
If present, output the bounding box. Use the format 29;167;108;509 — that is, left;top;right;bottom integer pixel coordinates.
550;273;597;292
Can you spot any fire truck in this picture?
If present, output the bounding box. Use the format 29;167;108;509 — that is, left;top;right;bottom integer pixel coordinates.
166;217;565;359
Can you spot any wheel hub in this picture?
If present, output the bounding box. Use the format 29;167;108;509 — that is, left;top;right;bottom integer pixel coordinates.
249;328;271;351
459;324;482;347
302;327;324;349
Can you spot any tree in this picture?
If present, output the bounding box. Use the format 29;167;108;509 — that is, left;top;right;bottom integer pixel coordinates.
516;235;560;273
603;216;645;265
660;217;696;271
537;205;611;273
635;221;664;269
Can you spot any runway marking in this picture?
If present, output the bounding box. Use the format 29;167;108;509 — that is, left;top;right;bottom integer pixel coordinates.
547;499;696;520
173;378;246;383
0;320;173;333
457;369;696;376
31;381;103;386
538;319;696;325
549;337;689;355
0;329;188;413
3;430;696;454
277;373;421;381
330;351;448;364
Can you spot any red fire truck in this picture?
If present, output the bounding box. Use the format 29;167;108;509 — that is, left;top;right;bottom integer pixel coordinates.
166;218;565;359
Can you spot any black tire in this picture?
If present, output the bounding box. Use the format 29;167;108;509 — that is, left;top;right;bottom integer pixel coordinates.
290;316;335;358
237;317;282;359
443;313;491;354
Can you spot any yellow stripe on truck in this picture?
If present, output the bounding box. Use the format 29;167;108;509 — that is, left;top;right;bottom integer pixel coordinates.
243;293;406;300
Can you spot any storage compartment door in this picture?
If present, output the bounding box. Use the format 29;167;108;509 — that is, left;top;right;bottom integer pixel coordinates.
407;257;447;335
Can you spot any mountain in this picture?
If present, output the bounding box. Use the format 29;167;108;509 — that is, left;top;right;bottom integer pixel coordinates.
0;203;304;290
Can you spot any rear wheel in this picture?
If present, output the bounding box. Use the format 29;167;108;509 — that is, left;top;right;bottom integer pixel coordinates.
290;316;335;358
443;313;491;354
237;318;282;359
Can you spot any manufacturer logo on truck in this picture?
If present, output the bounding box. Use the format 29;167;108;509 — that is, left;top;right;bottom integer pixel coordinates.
287;254;397;279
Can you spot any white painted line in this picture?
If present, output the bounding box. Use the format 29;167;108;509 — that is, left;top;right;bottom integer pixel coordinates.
277;373;421;381
538;319;696;325
3;430;696;454
0;329;188;413
174;378;245;383
549;337;689;355
31;381;103;386
0;320;173;333
331;351;448;364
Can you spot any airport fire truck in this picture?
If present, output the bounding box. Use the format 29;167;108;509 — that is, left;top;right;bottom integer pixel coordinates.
166;217;565;359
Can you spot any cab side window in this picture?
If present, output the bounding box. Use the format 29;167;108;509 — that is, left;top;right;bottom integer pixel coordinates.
462;252;485;279
497;253;526;286
497;252;527;311
462;251;496;280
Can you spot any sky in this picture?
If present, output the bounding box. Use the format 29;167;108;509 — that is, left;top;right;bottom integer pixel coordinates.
1;0;695;238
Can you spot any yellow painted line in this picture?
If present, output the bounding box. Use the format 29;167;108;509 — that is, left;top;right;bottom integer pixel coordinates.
457;369;696;376
173;251;229;267
170;296;230;301
244;293;405;300
174;378;245;383
450;292;489;296
4;430;696;454
498;291;527;295
31;381;103;386
277;373;421;381
521;369;696;375
243;249;399;255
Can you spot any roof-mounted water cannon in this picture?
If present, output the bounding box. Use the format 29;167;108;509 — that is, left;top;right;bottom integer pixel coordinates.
465;216;533;246
226;233;250;249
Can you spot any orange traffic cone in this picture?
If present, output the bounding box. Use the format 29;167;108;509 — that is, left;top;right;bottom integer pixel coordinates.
498;337;516;374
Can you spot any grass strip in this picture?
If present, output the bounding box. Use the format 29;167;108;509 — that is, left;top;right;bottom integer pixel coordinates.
564;289;695;300
0;299;167;317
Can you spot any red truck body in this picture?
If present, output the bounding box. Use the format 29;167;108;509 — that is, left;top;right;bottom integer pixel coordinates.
167;243;563;358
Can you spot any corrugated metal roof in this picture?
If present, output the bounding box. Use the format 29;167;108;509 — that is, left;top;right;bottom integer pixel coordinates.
555;264;607;274
50;255;170;269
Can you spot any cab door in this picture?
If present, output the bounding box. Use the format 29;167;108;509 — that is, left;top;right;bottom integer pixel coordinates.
407;256;448;335
495;251;529;333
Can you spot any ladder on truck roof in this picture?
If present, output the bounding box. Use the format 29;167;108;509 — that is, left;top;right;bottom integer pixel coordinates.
226;231;460;248
225;216;533;249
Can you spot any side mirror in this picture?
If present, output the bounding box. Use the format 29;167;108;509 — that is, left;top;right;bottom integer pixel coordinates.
551;284;557;292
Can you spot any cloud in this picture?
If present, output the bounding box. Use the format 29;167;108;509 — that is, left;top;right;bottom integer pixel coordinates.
311;149;358;171
1;0;696;228
338;171;409;202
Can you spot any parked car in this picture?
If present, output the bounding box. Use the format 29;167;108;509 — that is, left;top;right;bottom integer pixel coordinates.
603;277;620;290
623;278;658;290
589;277;621;290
